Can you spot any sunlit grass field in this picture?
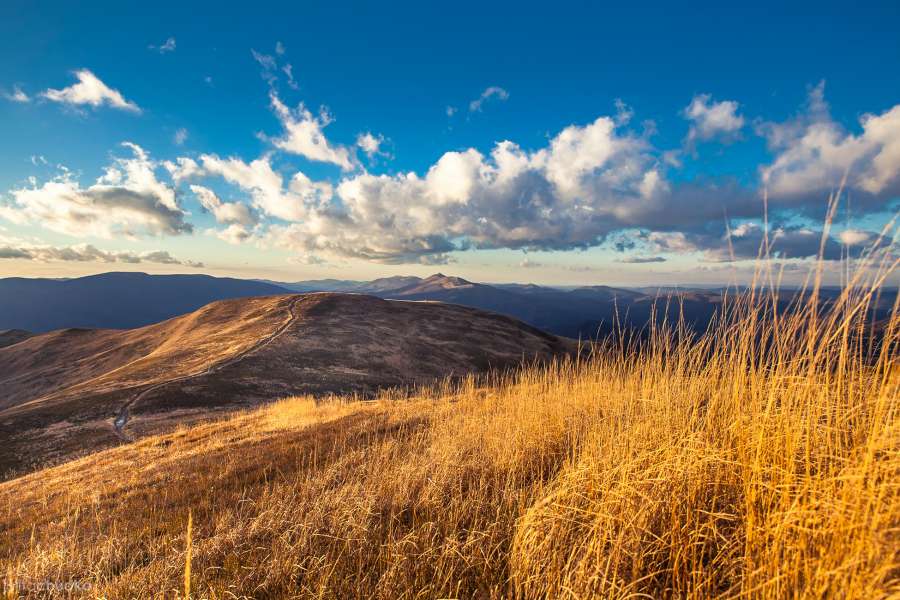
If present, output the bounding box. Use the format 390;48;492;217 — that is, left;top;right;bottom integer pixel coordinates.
1;231;898;598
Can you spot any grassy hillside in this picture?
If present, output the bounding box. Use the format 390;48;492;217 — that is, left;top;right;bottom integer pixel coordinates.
1;262;897;598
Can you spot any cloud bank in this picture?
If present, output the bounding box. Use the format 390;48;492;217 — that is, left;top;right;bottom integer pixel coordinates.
3;79;897;270
0;241;201;267
168;85;899;265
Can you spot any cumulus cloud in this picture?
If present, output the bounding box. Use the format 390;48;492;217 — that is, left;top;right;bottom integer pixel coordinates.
469;86;509;112
173;153;330;222
149;37;176;53
683;93;744;146
760;82;900;206
268;93;354;170
1;143;190;238
0;241;201;266
181;109;783;265
42;69;141;113
3;85;29;103
190;184;256;226
236;115;676;264
162;156;202;181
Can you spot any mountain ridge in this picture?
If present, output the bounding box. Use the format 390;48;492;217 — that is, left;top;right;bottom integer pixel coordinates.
0;272;290;332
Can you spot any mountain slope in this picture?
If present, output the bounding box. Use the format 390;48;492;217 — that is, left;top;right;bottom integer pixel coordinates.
0;293;573;478
0;272;289;332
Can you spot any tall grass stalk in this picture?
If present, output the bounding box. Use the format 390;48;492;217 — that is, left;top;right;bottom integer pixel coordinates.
184;510;192;599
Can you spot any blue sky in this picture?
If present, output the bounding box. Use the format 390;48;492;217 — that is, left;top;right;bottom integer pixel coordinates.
1;0;898;285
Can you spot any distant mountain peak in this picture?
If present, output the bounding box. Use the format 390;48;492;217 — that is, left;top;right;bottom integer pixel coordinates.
417;274;475;290
425;273;471;283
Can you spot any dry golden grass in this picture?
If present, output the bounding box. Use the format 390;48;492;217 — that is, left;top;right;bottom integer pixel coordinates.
0;232;898;598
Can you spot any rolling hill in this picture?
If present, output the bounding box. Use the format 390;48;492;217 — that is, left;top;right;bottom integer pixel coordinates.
0;292;574;478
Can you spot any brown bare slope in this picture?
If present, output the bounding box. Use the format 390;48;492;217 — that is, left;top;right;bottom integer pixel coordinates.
0;293;573;478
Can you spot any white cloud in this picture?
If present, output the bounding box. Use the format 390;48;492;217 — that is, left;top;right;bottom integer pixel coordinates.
247;115;665;264
3;85;29;103
0;240;201;267
173;128;188;146
269;93;354;170
275;41;286;55
683;93;744;145
190;184;256;226
839;229;878;247
760;83;900;203
446;106;457;117
191;155;297;220
469;86;509;112
1;143;189;238
42;69;141;113
211;223;254;245
172;153;334;224
163;156;202;181
183;108;792;265
538;115;650;200
149;37;176;53
356;132;388;159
